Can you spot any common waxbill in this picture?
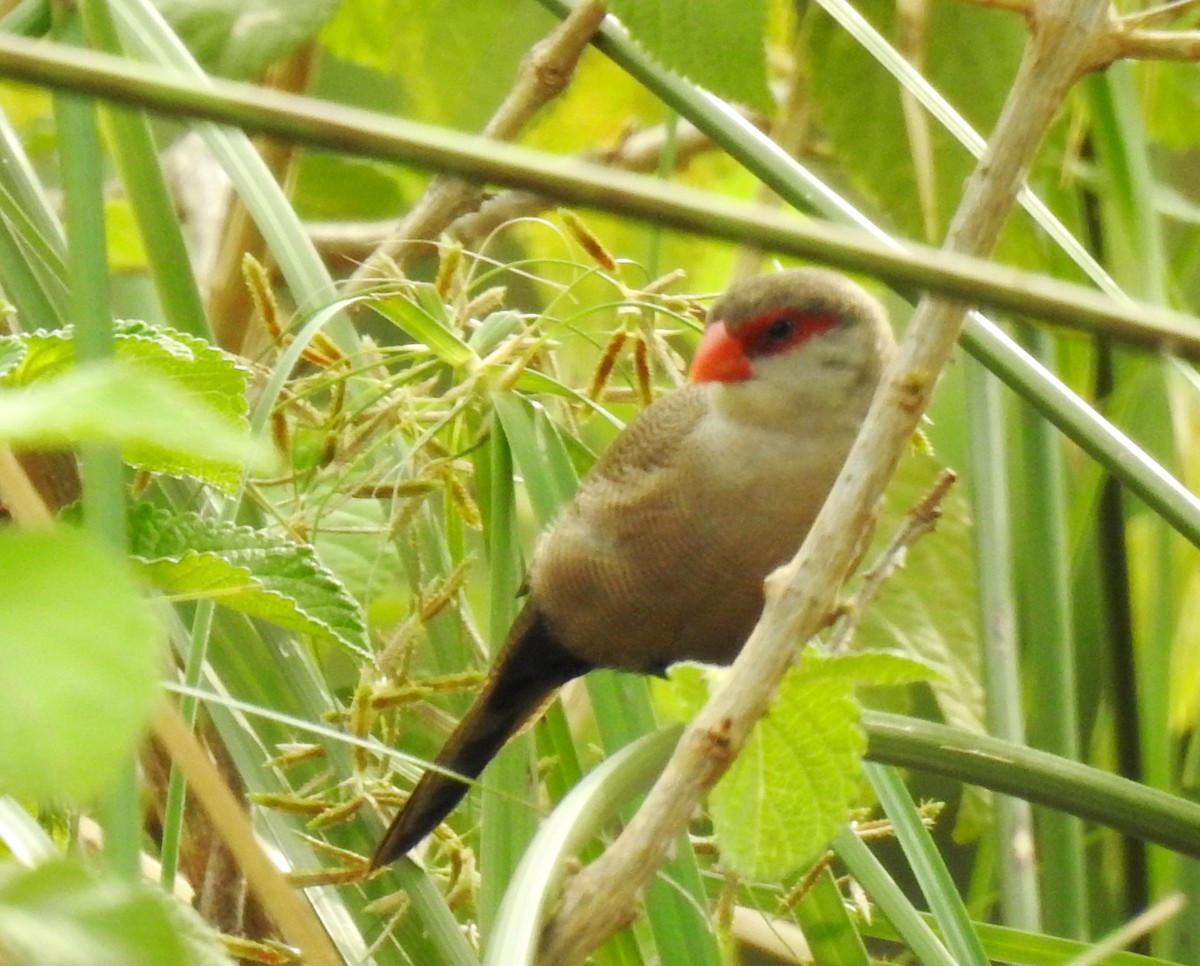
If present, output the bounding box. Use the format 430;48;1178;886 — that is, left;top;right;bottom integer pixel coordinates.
372;267;894;866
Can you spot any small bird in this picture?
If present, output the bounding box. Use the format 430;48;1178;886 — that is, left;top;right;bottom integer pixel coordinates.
372;268;894;867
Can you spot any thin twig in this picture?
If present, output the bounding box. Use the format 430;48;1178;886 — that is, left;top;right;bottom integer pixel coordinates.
826;468;957;653
453;115;734;251
537;0;1110;958
346;0;607;290
1105;28;1200;65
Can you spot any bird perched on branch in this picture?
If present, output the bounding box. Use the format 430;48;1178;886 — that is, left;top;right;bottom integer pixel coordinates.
372;267;895;867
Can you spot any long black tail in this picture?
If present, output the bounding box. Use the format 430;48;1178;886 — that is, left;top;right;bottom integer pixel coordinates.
371;604;591;867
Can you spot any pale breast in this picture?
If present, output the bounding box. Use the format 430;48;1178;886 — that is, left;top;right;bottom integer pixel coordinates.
529;386;860;672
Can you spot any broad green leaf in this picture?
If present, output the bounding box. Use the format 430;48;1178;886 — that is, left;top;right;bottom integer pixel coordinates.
710;668;864;879
650;661;711;722
151;0;341;79
127;503;369;656
856;451;986;836
308;498;406;606
606;0;771;111
0;323;262;490
0;527;159;801
292;153;409;220
0;359;272;489
1145;61;1200;152
652;647;933;880
805;0;1031;256
0;321;250;426
0;859;231;966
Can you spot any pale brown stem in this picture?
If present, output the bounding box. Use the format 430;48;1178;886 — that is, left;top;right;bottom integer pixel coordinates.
345;0;608;291
537;0;1110;959
1103;27;1200;66
152;702;343;966
206;46;315;356
0;445;54;525
896;0;940;242
953;0;1200;69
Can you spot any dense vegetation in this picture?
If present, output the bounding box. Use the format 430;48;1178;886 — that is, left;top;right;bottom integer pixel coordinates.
0;0;1199;963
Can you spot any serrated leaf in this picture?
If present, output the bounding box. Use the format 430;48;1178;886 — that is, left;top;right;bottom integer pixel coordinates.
653;650;908;879
0;321;250;422
0;359;271;488
127;503;368;656
711;668;864;880
0;323;259;490
0;527;159;802
607;0;772;111
650;662;715;723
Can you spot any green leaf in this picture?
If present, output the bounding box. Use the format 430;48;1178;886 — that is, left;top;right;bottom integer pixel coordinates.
491;392;579;529
374;287;477;369
0;320;250;425
0;527;159;801
794;866;871;965
320;0;555;130
650;649;933;880
0;360;272;489
0;859;231;966
606;0;771;111
856;453;986;837
710;667;865;880
468;309;524;355
804;649;942;687
654;651;882;880
151;0;341;80
0;323;265;490
127;503;369;656
308;498;406;605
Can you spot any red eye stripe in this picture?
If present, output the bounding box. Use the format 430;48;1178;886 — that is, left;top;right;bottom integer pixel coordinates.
739;310;839;358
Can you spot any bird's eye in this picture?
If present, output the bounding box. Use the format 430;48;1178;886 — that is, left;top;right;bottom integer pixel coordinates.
742;309;839;358
764;317;795;343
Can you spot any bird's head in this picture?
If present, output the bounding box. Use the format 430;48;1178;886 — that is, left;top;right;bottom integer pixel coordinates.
691;268;894;423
